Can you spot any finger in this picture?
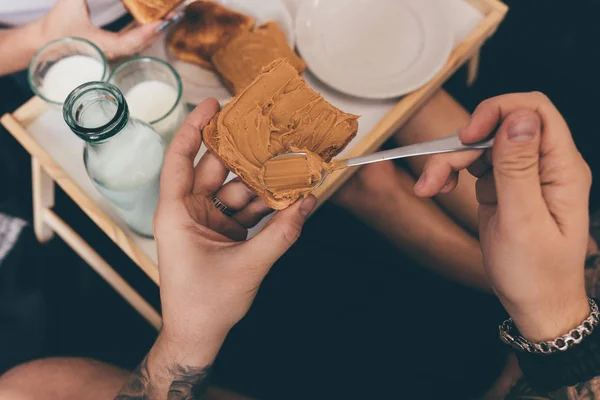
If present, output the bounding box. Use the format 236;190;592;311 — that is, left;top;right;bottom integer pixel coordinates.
112;22;162;57
213;179;257;211
478;204;496;237
160;99;220;201
416;91;578;198
244;195;317;268
440;171;459;194
414;150;483;197
476;171;497;205
467;151;492;178
207;215;247;242
492;110;547;223
461;92;575;152
233;198;274;229
193;151;229;196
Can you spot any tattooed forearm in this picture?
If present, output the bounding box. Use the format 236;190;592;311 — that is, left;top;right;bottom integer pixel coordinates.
114;356;212;400
115;357;153;399
166;364;212;399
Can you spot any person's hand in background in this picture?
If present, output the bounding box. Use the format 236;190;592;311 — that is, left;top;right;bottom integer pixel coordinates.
415;92;592;342
113;98;317;399
35;0;162;59
0;0;170;76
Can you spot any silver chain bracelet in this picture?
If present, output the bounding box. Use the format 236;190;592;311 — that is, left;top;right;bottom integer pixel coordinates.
499;298;600;354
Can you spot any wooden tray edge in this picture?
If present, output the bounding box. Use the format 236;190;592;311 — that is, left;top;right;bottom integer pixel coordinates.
1;108;161;285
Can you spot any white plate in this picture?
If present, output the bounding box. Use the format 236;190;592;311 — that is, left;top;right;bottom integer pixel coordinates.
295;0;453;99
161;0;295;105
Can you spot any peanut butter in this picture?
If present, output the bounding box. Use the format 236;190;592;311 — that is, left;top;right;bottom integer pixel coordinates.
260;151;325;198
203;58;359;210
212;22;306;94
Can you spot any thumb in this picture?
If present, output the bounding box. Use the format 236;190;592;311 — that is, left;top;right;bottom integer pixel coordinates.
492;110;545;222
246;195;317;268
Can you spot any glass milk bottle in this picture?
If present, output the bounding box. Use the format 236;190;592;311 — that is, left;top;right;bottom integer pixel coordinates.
109;57;186;145
63;82;165;237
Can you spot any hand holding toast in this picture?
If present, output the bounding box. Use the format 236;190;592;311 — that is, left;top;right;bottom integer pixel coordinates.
153;98;317;351
34;0;162;59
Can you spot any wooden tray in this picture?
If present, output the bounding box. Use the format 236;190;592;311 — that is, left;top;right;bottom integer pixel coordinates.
0;0;507;327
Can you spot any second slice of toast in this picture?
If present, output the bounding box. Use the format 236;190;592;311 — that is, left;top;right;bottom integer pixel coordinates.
203;59;359;210
212;22;306;94
168;1;255;70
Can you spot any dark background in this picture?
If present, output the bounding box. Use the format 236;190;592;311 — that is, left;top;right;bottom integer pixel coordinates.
1;1;598;398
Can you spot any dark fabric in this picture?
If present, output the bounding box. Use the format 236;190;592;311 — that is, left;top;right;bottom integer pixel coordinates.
213;204;508;400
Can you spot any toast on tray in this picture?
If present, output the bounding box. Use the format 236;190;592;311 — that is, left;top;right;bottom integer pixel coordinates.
212;22;306;94
168;1;255;70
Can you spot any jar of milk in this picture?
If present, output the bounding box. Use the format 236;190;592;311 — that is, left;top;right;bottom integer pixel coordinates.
110;57;186;145
63;82;165;237
29;37;110;106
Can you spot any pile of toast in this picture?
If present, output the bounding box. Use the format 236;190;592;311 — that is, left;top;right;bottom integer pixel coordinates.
122;0;306;95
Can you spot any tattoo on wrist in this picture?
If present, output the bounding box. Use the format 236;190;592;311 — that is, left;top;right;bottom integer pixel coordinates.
167;364;212;399
115;356;212;399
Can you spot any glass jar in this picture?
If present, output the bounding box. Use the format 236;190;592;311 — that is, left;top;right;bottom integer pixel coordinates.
29;37;110;107
63;82;165;237
109;57;185;145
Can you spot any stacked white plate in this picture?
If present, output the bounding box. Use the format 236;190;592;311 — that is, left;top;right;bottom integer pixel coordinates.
295;0;453;99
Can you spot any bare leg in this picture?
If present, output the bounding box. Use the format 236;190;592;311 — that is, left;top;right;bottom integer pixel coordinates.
0;358;253;400
0;358;128;400
393;89;479;233
333;160;489;290
334;89;488;289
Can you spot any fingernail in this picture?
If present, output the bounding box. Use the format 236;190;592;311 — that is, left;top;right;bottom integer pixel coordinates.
414;175;427;193
441;175;454;192
299;195;317;217
508;117;538;142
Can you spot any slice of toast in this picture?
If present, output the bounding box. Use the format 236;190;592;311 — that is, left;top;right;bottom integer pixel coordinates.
203;59;359;210
212;22;306;94
122;0;184;24
168;1;255;70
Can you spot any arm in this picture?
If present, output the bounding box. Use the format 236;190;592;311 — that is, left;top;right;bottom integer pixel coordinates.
114;99;314;399
0;0;163;78
418;92;595;393
115;334;219;399
0;25;43;76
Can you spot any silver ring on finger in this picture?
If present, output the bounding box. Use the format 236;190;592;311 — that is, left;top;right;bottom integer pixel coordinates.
212;196;235;217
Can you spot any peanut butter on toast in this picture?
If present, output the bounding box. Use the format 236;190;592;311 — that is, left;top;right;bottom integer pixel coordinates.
203;59;358;210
